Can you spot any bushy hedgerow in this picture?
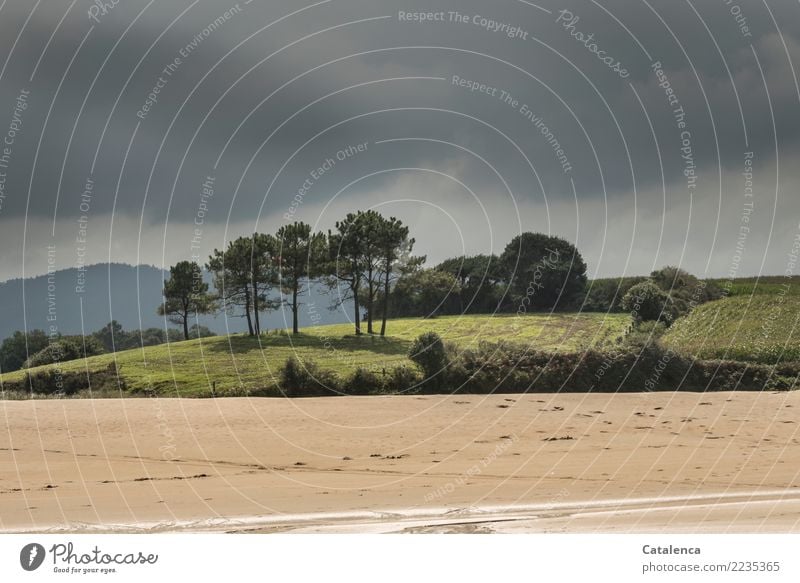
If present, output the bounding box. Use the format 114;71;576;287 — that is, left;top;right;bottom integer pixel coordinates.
583;277;648;312
278;357;340;397
2;363;123;396
342;367;381;395
437;340;797;393
23;337;105;369
383;365;422;394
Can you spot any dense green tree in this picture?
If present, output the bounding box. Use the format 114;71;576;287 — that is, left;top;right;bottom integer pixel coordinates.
93;320;126;352
435;254;502;313
621;281;675;325
276;222;326;334
390;268;460;317
500;233;587;310
649;266;723;318
158;261;215;340
0;329;49;373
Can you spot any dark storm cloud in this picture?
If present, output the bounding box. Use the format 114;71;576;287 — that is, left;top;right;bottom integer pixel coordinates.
0;0;798;279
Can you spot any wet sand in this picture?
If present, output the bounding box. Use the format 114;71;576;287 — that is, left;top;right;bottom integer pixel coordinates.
1;392;799;533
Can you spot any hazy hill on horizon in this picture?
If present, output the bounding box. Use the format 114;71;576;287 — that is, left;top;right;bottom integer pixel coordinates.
0;263;350;341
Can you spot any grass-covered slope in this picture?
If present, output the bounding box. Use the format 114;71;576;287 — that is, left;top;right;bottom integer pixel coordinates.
0;313;628;397
662;294;800;364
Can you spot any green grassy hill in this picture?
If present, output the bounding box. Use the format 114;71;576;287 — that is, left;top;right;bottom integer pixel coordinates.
662;294;800;364
0;313;628;397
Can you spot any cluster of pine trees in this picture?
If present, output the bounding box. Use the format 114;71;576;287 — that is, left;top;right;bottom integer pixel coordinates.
160;211;418;338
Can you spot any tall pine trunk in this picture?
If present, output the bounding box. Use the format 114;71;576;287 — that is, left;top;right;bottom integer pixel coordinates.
182;310;189;340
353;285;362;335
244;289;254;336
366;267;374;334
252;280;261;335
380;267;390;336
292;285;299;334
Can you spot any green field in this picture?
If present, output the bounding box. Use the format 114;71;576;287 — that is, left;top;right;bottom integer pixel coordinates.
709;276;800;297
0;313;629;397
662;294;800;364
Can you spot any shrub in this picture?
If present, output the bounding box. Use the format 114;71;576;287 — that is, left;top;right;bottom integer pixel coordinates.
342;367;382;395
383;365;422;394
2;363;123;396
409;332;448;389
621;281;675;325
23;336;104;369
440;340;797;393
583;277;648;312
278;357;339;397
624;321;668;348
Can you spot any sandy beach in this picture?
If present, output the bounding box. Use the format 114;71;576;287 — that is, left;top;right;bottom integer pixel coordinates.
2;392;799;533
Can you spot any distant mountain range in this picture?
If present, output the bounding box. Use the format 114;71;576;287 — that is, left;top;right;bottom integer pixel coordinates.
0;263;350;341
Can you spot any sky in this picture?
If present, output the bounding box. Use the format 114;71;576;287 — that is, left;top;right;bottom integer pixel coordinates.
0;0;799;282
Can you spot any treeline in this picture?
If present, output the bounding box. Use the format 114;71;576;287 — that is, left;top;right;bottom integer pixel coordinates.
0;320;214;374
160;217;600;337
160;211;419;338
168;223;596;335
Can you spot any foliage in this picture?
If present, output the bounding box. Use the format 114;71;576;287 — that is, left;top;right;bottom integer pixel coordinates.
2;363;123;396
434;254;504;314
158;261;215;340
23;336;104;368
207;236;276;336
0;311;630;396
276;222;327;334
500;232;588;310
389;269;460;317
441;341;796;393
582;277;648;312
279;357;339;397
0;329;49;373
342;366;382;395
409;332;448;388
621;281;675;325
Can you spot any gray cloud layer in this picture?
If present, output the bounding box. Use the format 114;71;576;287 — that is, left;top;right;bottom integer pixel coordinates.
0;0;799;280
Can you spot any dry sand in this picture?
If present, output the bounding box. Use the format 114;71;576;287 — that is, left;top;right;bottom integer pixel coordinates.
2;392;800;533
